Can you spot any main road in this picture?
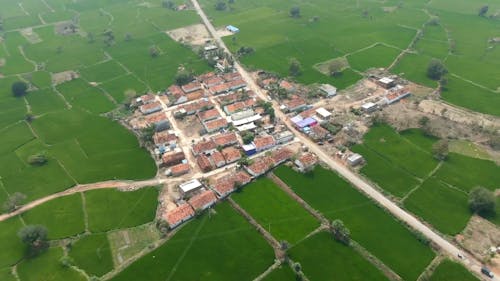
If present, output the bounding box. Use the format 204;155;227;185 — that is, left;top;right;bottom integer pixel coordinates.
190;1;496;279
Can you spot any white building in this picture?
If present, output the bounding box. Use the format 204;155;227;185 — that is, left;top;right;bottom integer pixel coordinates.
347;153;364;166
179;179;203;196
315;107;332;119
319;84;337;97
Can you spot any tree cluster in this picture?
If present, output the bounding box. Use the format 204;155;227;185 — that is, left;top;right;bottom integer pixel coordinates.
2;192;26;213
469;187;496;217
330;219;351;245
174;69;194;86
328;60;344;77
28;153;48;166
289;58;302;77
427;59;448;80
236;46;254;57
162;0;176;9
12;81;28;98
290;6;301;18
241;131;255;144
432;139;449;161
478;5;489;17
18;225;49;257
215;1;227;11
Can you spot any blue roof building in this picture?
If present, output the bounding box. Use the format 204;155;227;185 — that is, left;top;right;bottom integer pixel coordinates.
226;25;240;33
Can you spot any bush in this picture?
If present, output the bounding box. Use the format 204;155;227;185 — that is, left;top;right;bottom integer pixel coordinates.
290;6;301;18
28;153;48;166
18;225;49;257
12;81;28;97
427;59;448;80
469;187;496;216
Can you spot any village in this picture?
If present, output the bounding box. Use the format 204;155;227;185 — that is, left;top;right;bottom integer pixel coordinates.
126;42;421;232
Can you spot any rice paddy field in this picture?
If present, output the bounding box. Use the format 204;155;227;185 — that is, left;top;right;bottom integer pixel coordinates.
429;259;479;281
353;124;500;235
200;0;500;115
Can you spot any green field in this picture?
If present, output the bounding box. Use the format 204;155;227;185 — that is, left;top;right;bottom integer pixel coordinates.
263;265;296;281
70;233;114;277
85;188;159;232
232;177;319;244
0;267;16;281
22;193;85;239
275;165;435;281
109;202;275;281
290;231;388;281
0;217;25;268
429;259;479;281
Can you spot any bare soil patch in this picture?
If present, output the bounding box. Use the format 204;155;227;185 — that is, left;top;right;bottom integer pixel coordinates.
314;57;349;75
166;24;211;46
458;216;500;268
215;27;233;38
20;28;42;44
174;115;203;139
52;70;79;85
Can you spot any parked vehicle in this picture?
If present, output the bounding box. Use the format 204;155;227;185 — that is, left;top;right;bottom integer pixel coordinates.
481;267;494;278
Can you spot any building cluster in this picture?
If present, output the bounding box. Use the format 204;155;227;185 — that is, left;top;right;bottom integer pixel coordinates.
360;77;412;113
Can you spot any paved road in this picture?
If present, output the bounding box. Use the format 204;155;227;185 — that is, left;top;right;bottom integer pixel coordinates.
190;1;496;279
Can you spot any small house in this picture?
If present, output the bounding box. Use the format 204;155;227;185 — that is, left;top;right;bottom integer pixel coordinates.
226;25;240;33
347;153;364;166
361;102;378;113
188;190;218;211
179;179;203;197
164;204;195;229
295;153;318;172
319;84;337;97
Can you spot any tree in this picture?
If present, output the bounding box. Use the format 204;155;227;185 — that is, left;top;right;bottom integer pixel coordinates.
56;46;63;54
432;139;449;161
102;29;115;47
174;69;194;86
18;225;49;256
427;59;448;80
330;219;351;245
87;32;95;43
162;0;175;9
289;58;302;77
2;192;27;213
237;156;252;167
125;33;132;41
290;6;301;18
478;5;489;17
215;1;227;11
439;76;448;91
149;45;160;58
469;187;496;216
12;81;28;97
418;116;430;127
242;131;255;144
141;126;155;144
328;60;344;77
28;153;48;166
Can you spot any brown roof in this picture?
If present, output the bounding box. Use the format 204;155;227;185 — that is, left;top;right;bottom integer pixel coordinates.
261;78;277;86
186;89;205;101
164;204;194;227
153;131;177;146
253;135;276;150
221;147;241;163
224;102;246;114
209;82;232;94
197;154;214;172
212;132;238;147
204;76;224;87
192;139;217;155
212;171;251;196
218;92;242;104
210;151;226;166
162;151;185;166
197;108;221;121
198;72;216;82
298;153;318;167
300;108;317;118
188;190;217;210
227;79;246;89
182;99;214;113
182;81;202;93
311;125;329;138
243;98;256;107
246;156;274;176
223;72;242;82
145;112;168;125
204;118;228;132
280;80;295;91
168;85;184;96
140;102;162;112
271;147;294;164
139;94;156;103
170;163;190;175
284;96;306;110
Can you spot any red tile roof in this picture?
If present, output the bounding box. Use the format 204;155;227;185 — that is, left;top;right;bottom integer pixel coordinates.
162;151;185;166
139;94;156;104
223;72;242;82
210;151;226;167
212;171;251;197
145;112;168;125
204;76;225;87
271;147;294;165
140;102;162;113
186;89;205;101
170;163;190;176
298;153;318;168
243;98;256;108
204;118;228;132
168;85;184;96
221;147;241;163
284;96;306;110
182;81;202;93
197;154;214;172
209;83;232;95
192;139;217;155
188;190;217;210
280;80;295;91
198;72;216;83
224;101;246;114
300;108;317;118
197;108;221;122
212;132;238;147
181;99;214;113
253;135;276;150
164;204;194;228
153;131;177;146
246;156;274;176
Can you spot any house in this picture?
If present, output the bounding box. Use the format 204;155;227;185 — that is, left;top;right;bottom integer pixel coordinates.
231;109;255;121
168;85;188;105
136;94;156;105
227;79;247;91
162;151;186;167
295;153;318;172
197;154;214;172
199;72;216;83
164;204;195;229
361;102;378;113
188;190;217;211
140;102;162;115
209;151;226;168
226;25;240;33
310;125;330;141
211;171;251;198
271;147;294;166
204;76;225;88
232;114;262;127
260;77;278;89
192;139;217;156
153;131;177;148
168;163;190;177
223;101;246;115
253;135;276;152
208;83;232;95
197;108;221;122
203;118;228;133
316;107;332;119
145;112;170;131
295;117;318;129
319;84;337;97
245;156;274;177
236;122;257;132
181;99;214;115
347;153;364;166
274;130;294;144
279;80;296;92
186;89;205;102
377;77;396;89
181;81;202;93
223;72;242;82
242;143;257;156
179;179;203;196
383;85;411;104
221;147;241;164
212;132;238;147
283;96;307;112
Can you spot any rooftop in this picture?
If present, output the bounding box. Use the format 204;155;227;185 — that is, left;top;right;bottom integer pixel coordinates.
197;108;221;121
145;112;168;125
271;147;294;164
221;146;241;163
164;204;195;227
204;118;229;131
197;154;214;172
182;81;202;93
179;179;203;193
298;153;318;167
253;135;276;150
188;190;217;210
192;139;217;155
212;132;238;147
153;131;177;145
170;163;190;175
162;151;185;166
246;156;274;175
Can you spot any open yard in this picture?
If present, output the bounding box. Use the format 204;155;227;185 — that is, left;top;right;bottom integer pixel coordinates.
275;165;435;281
109;202;275;281
231;177;319;244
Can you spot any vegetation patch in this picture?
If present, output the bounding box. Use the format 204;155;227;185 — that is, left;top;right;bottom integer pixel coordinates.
0;217;25;268
429;259;479;281
70;233;114;277
262;264;296;281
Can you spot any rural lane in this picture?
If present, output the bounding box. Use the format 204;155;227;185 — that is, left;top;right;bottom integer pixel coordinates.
190;1;496;279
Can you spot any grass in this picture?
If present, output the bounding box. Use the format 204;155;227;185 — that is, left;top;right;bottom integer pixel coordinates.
22;193;85;239
0;217;25;268
79;60;128;83
289;231;388;281
391;53;437;88
348;44;401;71
25;88;67;115
70;233;114;277
101;74;148;103
262;265;296;281
0;267;16;281
231;177;319;244
275;165;435;281
56;79;115;114
84;188;158;232
429;259;479;281
109;201;275;281
17;247;87;281
449;140;493;161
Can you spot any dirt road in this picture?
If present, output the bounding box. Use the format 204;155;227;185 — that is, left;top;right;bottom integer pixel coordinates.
190;1;496;279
